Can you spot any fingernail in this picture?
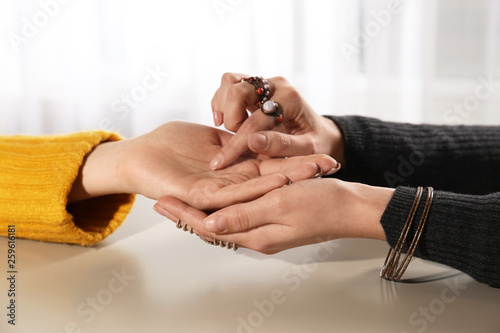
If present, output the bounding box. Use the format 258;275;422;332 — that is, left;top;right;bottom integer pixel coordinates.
314;168;324;178
324;161;341;176
249;133;268;151
210;153;224;170
213;111;223;127
205;215;227;233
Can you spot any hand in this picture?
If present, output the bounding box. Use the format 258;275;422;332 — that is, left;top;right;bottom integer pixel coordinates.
210;73;345;170
155;179;395;254
68;121;340;209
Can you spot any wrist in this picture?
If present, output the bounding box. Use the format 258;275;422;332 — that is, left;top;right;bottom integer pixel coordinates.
68;139;129;202
320;116;345;165
354;183;394;240
331;181;394;241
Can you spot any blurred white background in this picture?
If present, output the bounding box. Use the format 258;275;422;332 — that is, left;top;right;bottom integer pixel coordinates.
0;0;499;136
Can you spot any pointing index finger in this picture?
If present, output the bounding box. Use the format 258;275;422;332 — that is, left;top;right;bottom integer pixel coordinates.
210;111;276;170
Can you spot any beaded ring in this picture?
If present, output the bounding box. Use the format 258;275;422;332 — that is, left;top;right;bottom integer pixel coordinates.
241;76;270;106
260;100;283;126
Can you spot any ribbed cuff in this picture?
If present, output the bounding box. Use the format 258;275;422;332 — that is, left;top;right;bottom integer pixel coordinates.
324;115;371;172
0;131;135;246
380;186;419;250
323;115;388;184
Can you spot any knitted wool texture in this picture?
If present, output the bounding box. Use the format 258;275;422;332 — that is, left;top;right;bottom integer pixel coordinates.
327;116;500;288
0;131;135;246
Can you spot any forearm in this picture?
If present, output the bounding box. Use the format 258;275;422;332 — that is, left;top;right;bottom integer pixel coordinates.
326;115;500;194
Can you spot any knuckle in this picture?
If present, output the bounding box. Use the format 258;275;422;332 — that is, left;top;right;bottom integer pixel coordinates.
191;195;209;210
221;72;237;84
224;113;247;132
226;84;246;100
188;184;214;209
272;76;289;87
253;238;271;253
316;153;333;164
253;237;278;255
228;112;259;133
268;191;286;217
301;161;319;178
233;207;251;232
276;133;293;150
274;201;286;220
225;122;240;132
282;86;301;104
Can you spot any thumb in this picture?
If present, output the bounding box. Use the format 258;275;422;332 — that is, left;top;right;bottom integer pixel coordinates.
248;131;315;157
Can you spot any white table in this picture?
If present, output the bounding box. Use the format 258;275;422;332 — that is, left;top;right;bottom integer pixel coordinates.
2;196;500;333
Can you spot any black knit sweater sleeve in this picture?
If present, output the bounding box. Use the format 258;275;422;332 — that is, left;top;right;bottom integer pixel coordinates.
325;115;500;288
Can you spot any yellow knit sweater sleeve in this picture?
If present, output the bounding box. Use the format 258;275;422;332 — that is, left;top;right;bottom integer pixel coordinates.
0;131;135;246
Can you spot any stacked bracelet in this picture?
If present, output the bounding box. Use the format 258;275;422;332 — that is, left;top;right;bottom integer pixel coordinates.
380;186;434;281
175;219;238;251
